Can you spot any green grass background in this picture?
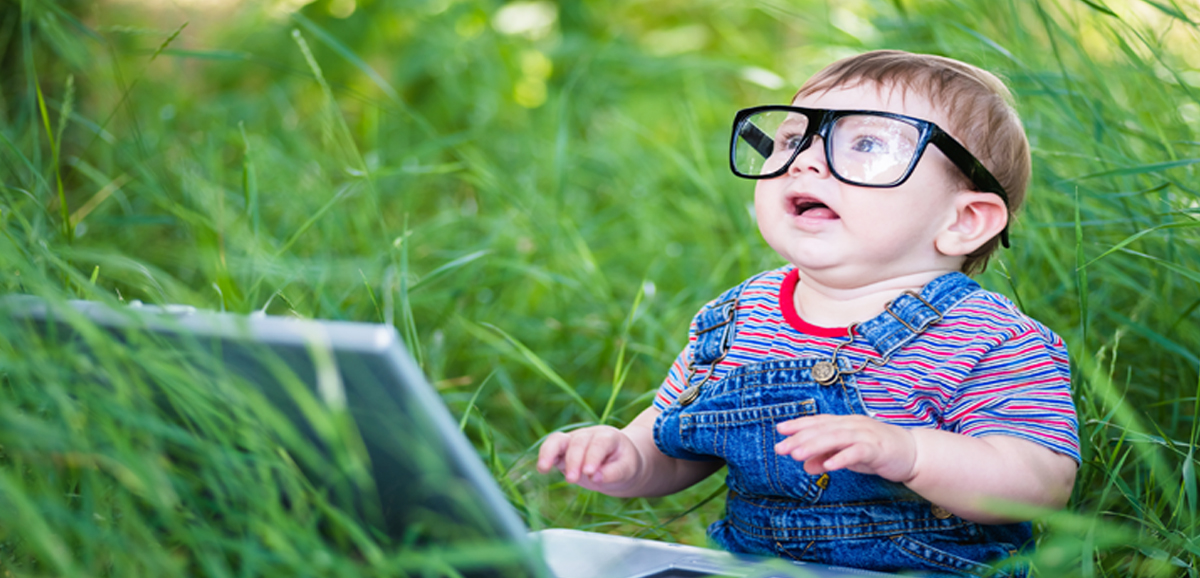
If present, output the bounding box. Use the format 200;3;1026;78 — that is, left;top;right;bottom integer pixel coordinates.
2;0;1199;575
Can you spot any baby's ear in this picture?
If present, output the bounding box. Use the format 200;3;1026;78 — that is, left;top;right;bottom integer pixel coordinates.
935;192;1009;257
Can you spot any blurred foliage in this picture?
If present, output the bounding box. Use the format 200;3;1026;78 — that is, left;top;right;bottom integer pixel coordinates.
2;0;1200;575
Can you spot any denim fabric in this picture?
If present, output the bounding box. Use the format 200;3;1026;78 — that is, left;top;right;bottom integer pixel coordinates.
654;272;1032;577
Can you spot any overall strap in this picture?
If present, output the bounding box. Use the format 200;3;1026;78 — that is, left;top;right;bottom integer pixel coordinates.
855;271;982;360
683;271;771;391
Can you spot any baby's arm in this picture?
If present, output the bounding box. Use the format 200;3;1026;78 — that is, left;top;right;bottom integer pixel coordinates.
773;415;1076;523
537;406;724;498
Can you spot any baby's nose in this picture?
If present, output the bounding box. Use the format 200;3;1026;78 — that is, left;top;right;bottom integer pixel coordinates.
788;135;829;175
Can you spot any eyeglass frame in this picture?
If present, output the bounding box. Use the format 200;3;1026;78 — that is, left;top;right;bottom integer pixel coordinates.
729;105;1011;248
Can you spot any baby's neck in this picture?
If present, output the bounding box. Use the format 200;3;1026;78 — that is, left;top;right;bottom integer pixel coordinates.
792;270;952;328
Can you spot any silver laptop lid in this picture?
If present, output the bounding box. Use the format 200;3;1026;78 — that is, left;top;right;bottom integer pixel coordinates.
3;296;543;577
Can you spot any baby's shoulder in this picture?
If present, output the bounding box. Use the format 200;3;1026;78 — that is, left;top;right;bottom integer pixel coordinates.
943;289;1065;348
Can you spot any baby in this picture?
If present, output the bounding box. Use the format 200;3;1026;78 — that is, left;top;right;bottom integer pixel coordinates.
537;50;1079;576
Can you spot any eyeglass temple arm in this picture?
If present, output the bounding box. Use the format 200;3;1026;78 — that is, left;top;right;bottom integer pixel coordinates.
931;132;1012;249
738;121;775;159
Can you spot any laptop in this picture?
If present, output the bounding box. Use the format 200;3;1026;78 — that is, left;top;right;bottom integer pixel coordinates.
1;296;903;578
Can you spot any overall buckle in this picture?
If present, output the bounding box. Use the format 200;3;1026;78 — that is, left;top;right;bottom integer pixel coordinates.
883;290;943;334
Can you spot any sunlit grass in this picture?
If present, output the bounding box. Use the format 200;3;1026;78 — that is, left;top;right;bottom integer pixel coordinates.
2;0;1199;575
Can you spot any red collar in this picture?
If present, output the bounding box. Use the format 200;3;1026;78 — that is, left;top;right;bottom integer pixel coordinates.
779;268;851;338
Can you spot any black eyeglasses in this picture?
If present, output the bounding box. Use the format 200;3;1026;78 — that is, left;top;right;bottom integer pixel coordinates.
730;105;1010;248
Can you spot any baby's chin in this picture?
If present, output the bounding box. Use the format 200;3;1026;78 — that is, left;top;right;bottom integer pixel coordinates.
789;258;957;293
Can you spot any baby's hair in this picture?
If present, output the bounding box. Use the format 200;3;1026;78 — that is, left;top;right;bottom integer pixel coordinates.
796;50;1030;274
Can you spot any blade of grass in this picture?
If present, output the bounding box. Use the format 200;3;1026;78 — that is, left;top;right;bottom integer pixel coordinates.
290;28;377;202
1187;371;1200;525
290;12;400;102
1065;158;1200;182
0;122;52;196
410;250;491;292
1078;220;1200;270
458;370;498;431
358;269;382;323
1141;0;1198;25
79;22;187;159
239;122;259;238
1100;308;1200;367
395;215;421;365
54;74;73;161
464;320;598;423
1118;247;1200;287
1079;345;1185;518
636;483;727;538
599;282;645;425
1075;187;1088;342
69;173;129;227
35;77;70;242
159;48;250;61
1075;0;1119;17
274;181;360;257
0;472;82;577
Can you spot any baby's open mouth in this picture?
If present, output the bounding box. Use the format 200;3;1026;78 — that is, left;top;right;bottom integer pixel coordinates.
791;196;839;219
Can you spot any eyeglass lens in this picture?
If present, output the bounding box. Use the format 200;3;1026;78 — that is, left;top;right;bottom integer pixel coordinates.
734;110;921;185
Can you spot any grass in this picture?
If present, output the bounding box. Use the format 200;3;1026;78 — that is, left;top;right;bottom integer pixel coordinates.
2;0;1200;575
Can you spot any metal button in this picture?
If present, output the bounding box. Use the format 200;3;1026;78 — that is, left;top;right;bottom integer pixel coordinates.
931;504;953;519
812;360;838;386
678;385;700;406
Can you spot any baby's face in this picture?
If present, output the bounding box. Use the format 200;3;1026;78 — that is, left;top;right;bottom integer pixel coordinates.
754;82;967;289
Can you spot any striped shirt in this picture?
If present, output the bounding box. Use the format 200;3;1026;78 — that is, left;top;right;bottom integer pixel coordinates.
653;266;1080;462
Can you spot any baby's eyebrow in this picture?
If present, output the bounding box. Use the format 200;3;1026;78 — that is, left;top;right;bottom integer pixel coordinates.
838;115;889;127
777;117;808;132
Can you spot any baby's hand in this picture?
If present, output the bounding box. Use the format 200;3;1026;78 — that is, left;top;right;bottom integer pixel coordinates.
537;425;644;493
774;414;918;483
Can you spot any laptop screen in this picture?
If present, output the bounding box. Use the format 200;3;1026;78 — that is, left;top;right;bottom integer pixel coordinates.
3;296;543;577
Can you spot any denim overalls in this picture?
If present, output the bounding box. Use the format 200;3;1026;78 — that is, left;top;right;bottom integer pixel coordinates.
654;272;1031;577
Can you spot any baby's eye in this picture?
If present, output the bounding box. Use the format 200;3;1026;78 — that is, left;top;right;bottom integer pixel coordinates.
774;131;806;153
849;135;888;154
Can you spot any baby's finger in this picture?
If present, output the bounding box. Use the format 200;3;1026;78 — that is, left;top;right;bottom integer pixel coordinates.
776;413;838;435
821;444;868;473
537;432;570;473
561;430;597;483
775;421;839;455
598;452;638;485
581;432;619;477
778;428;855;462
802;451;836;475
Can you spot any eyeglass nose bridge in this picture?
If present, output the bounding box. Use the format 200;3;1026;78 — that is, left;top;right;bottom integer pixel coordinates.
782;111;834;174
783;133;827;176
